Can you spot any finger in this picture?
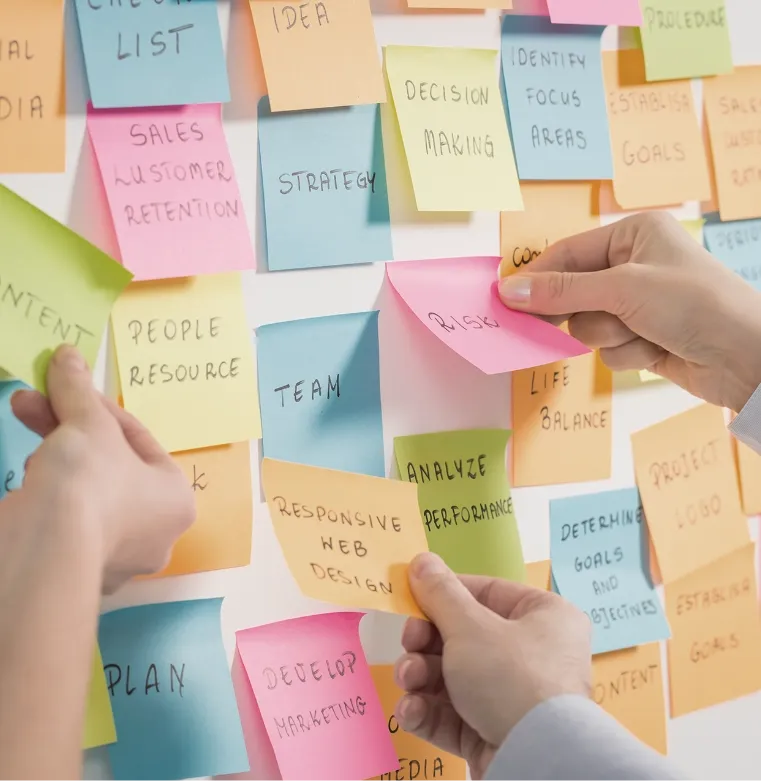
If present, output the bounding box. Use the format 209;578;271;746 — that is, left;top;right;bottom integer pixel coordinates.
600;338;666;371
99;396;170;465
396;694;469;758
401;617;443;656
45;346;105;429
11;390;58;437
527;220;627;275
458;575;545;619
567;312;638;349
395;653;446;697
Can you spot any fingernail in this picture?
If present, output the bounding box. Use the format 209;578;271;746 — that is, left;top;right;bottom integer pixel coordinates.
397;695;426;731
396;658;412;687
54;345;87;371
498;275;532;306
410;552;447;580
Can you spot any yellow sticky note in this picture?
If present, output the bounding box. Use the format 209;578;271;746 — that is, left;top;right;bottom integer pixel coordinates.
249;0;384;112
631;404;750;584
525;559;552;591
665;544;761;717
680;218;705;245
262;458;429;617
83;646;116;750
592;644;667;755
603;49;710;210
111;274;261;453
0;0;65;173
512;352;612;487
732;435;761;516
384;45;522;212
638;369;664;383
704;67;761;221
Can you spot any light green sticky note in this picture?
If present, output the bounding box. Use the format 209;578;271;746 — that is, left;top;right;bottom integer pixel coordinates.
0;185;132;391
639;0;733;81
83;645;116;750
395;429;526;581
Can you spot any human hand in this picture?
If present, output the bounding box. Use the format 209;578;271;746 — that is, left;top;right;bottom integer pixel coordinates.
498;212;761;413
8;345;195;593
394;553;591;779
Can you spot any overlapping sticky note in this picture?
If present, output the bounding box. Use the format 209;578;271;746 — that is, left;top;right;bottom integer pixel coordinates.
395;429;525;580
550;488;670;654
525;559;552;590
87;104;253;281
384;46;522;212
704;218;761;290
258;312;384;476
500;16;612;180
237;613;397;780
732;434;761;516
603;49;710;209
386;257;588;375
84;646;117;750
258;100;391;272
639;0;733;81
73;0;229;108
665;544;761;716
631;403;750;583
249;0;384;112
0;0;65;173
261;458;428;617
111;273;260;453
98;598;247;780
0;380;40;498
0;185;132;391
547;0;642;25
512;351;612;486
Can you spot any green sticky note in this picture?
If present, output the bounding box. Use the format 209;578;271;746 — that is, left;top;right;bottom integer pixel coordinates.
0;185;132;391
639;0;733;81
394;429;526;581
83;645;116;750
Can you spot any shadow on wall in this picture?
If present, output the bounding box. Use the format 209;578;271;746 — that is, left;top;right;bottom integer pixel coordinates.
225;0;267;122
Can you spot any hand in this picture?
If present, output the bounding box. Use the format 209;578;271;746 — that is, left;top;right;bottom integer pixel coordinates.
394;553;591;780
7;345;195;593
497;212;761;413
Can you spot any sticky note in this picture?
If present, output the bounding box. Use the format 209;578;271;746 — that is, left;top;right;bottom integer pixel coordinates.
0;380;40;498
665;544;761;716
98;598;248;780
603;49;711;209
592;644;667;755
87;104;253;281
507;0;550;12
550;488;670;654
257;312;384;476
249;0;384;112
704;218;761;290
84;645;117;750
704;68;761;221
237;613;397;780
0;0;65;173
394;429;525;581
500;16;612;180
547;0;642;25
384;46;522;212
631;403;750;584
680;218;705;245
72;0;229;109
732;434;761;516
111;274;260;453
407;0;511;7
258;100;392;272
370;665;467;781
386;257;588;375
512;352;612;486
525;559;551;590
639;369;664;383
0;185;132;392
639;0;733;82
261;458;428;617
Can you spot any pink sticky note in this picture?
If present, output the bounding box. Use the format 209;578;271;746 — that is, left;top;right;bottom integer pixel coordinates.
236;613;398;781
505;0;550;14
386;256;588;374
87;103;254;281
546;0;642;26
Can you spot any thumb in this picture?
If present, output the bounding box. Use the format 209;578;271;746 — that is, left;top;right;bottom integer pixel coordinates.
45;345;103;428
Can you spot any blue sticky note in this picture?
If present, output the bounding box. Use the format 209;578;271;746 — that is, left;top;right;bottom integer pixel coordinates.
98;598;248;780
258;98;392;271
0;380;40;499
500;16;612;180
704;218;761;291
73;0;230;109
257;311;384;476
550;488;670;655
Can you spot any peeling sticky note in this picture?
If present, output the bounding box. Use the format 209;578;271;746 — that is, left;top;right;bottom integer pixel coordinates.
547;0;642;25
704;218;761;290
84;645;117;750
249;0;384;112
384;46;522;212
261;458;428;617
258;100;391;272
732;433;761;516
525;559;552;590
87;104;253;281
500;16;612;180
0;380;40;498
111;274;260;453
386;257;588;375
237;613;397;781
258;312;384;476
0;185;132;392
394;429;526;581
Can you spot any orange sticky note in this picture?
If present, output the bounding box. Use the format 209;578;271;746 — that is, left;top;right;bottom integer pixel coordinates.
704;67;761;221
603;49;710;210
631;404;750;584
408;0;511;7
512;352;612;487
262;458;429;617
249;0;385;112
592;644;667;755
525;559;551;591
665;544;761;717
732;435;761;516
0;0;65;173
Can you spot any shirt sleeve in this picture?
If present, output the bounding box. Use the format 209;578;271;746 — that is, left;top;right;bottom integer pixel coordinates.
729;383;761;456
